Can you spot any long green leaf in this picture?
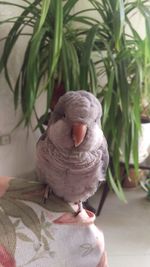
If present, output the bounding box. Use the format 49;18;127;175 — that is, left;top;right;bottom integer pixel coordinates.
103;70;115;124
69;42;80;89
89;59;97;95
80;25;98;89
14;74;21;109
0;1;29;10
113;0;125;50
63;0;79;20
108;169;127;202
37;0;51;32
145;17;150;61
131;120;139;173
62;39;70;91
118;59;129;119
0;0;40;73
70;16;99;26
48;0;63;78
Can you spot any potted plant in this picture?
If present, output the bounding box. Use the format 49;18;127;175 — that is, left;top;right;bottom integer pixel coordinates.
120;36;150;188
0;0;150;201
87;0;150;199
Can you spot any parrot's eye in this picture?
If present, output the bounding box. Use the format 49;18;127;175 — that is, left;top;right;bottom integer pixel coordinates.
63;113;66;118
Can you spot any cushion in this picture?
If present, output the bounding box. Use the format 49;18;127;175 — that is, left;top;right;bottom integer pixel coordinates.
0;176;108;267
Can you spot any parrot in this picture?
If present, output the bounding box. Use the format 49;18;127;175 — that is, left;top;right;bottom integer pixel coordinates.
36;90;109;215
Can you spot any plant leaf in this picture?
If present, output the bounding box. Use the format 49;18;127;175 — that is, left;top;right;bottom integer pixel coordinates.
0;0;40;73
103;70;114;125
62;38;70;91
89;59;97;95
37;0;51;32
63;0;79;21
80;25;98;89
113;0;125;50
108;169;127;202
48;0;63;78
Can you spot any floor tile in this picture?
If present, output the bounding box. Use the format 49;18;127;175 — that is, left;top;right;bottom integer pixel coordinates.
90;187;150;267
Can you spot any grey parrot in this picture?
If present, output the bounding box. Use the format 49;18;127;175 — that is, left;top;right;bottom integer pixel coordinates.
36;90;109;214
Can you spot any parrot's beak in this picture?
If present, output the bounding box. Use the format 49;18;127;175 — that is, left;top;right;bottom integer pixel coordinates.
72;122;87;147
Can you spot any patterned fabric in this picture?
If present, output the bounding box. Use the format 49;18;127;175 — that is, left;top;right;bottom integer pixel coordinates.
0;176;108;267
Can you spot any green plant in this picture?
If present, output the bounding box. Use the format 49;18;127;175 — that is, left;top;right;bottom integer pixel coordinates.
88;0;150;200
1;0;150;200
140;176;150;200
0;0;99;128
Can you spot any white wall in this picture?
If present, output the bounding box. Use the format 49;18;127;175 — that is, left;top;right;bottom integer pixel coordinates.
0;1;38;176
76;1;145;37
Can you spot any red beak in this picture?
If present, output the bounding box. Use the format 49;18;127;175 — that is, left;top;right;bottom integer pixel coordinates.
72;122;87;147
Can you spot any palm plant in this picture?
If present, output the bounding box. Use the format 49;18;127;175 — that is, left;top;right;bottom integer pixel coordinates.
0;0;150;200
87;0;150;199
0;0;99;129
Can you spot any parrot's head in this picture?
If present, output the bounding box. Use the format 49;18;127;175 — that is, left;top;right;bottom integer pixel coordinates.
47;91;104;151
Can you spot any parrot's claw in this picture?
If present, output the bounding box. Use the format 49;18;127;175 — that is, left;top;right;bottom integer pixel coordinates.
83;200;96;214
43;184;52;204
74;201;83;217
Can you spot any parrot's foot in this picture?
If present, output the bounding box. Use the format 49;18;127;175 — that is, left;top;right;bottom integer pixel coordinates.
83;200;96;214
43;184;52;204
74;201;83;217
